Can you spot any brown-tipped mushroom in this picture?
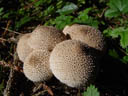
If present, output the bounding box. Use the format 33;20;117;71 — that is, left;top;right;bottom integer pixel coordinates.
16;33;33;62
28;25;67;51
23;49;53;82
63;24;106;53
50;40;99;88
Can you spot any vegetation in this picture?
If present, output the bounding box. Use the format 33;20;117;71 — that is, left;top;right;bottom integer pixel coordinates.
83;85;100;96
0;0;128;96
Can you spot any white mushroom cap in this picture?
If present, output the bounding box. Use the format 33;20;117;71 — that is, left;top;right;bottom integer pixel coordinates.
63;24;106;52
50;40;98;88
23;49;53;82
28;25;67;51
16;33;33;62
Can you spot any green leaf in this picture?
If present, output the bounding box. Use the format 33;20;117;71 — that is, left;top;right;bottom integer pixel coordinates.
0;7;3;12
56;3;78;15
54;15;73;29
120;29;128;48
105;9;120;18
2;13;10;18
83;85;100;96
126;48;128;53
103;27;124;38
78;8;92;21
56;0;65;9
44;19;55;26
18;8;25;15
43;5;54;16
15;16;32;30
110;27;123;38
77;0;86;7
0;80;4;93
2;10;16;19
34;0;51;7
121;55;128;64
109;0;122;11
109;49;119;59
105;0;128;18
74;8;99;28
0;7;4;16
103;27;128;48
122;0;128;13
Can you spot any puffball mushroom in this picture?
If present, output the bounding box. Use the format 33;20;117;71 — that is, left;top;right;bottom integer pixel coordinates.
16;33;33;62
28;25;67;51
63;24;105;52
23;49;53;82
50;40;98;88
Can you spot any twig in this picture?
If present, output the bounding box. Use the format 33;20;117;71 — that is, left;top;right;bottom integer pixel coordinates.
1;27;22;35
3;52;24;96
0;38;7;42
0;36;19;43
32;83;54;96
3;20;11;36
42;83;54;96
32;90;47;96
3;68;14;96
118;47;128;55
3;68;15;96
0;61;23;73
33;83;43;93
77;89;81;96
97;7;108;18
24;0;38;9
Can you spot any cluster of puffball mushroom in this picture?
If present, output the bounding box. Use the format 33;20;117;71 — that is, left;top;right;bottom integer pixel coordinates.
16;24;106;88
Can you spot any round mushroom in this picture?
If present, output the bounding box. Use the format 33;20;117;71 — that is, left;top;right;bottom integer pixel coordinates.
23;49;53;82
16;33;33;62
50;40;99;88
28;25;67;51
63;24;106;53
